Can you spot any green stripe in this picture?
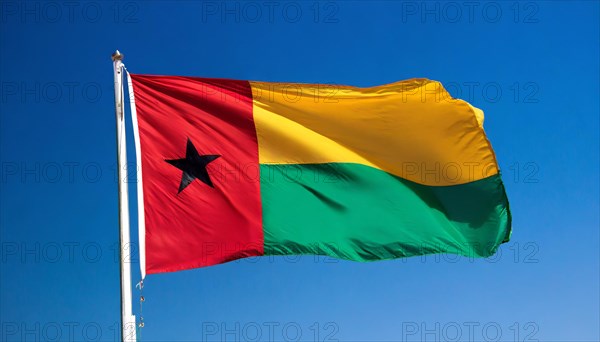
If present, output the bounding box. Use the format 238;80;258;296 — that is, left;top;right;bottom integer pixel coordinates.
260;163;511;260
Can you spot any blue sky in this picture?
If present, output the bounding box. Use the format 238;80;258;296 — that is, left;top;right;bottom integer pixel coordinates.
1;1;598;341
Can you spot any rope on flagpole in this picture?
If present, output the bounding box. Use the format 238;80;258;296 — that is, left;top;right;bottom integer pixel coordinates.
136;279;145;339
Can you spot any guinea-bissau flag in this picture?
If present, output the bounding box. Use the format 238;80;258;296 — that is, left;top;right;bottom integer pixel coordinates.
127;73;511;276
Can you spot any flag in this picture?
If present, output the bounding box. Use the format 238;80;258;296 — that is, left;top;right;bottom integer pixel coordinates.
128;74;511;275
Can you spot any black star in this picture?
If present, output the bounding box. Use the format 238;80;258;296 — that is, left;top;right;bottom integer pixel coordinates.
165;138;220;194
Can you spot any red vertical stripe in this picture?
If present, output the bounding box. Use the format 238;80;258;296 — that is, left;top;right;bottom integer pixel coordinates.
130;74;263;274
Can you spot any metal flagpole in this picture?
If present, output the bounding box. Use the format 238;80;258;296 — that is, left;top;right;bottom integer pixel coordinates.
112;50;137;342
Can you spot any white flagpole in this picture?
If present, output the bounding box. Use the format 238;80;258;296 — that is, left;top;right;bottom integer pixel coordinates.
112;50;137;342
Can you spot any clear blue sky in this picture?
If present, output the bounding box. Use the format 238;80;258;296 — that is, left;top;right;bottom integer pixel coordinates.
1;1;598;341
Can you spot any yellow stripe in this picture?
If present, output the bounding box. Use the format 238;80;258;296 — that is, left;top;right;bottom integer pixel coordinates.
250;78;498;186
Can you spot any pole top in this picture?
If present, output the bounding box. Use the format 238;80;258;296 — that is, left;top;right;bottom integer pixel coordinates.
112;50;124;62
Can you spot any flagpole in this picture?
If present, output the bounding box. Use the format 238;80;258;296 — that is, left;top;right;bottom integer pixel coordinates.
112;50;137;342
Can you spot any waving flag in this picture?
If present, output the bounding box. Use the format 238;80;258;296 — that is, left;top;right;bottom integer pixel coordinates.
128;74;511;276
